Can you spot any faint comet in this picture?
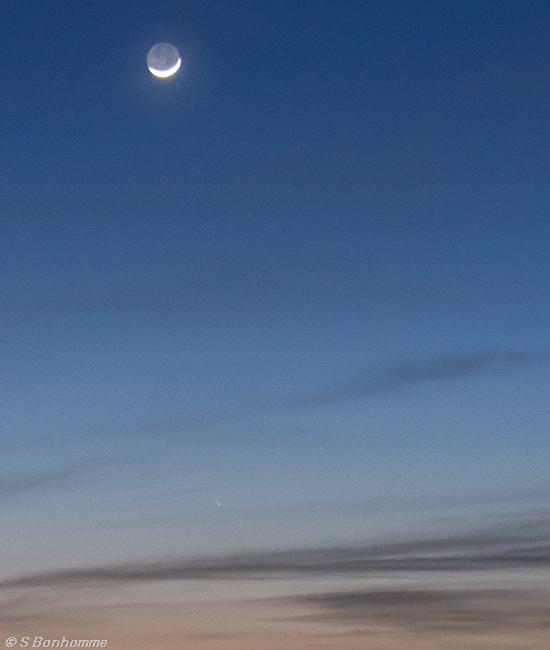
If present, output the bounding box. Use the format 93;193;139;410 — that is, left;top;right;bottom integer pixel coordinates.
213;495;221;507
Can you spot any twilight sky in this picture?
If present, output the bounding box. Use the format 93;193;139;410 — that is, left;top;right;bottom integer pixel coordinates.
1;0;550;646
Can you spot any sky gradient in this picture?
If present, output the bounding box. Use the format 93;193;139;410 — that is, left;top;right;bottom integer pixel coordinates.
2;0;550;646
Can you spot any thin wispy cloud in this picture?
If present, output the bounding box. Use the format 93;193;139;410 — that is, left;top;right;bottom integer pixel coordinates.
293;349;550;407
0;468;79;499
0;456;132;501
0;596;48;625
7;266;284;322
123;349;550;434
293;588;550;634
1;518;548;589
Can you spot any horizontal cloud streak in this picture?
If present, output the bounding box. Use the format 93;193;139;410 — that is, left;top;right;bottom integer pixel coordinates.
1;519;548;589
294;588;550;634
0;468;79;499
293;349;550;407
0;457;131;501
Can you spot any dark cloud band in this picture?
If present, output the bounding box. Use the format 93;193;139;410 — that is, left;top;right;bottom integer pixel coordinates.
1;518;548;589
293;349;550;406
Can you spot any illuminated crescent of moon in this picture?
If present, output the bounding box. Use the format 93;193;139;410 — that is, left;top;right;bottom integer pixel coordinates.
149;57;181;78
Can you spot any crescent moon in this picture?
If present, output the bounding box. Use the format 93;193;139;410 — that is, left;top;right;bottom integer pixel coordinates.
149;57;181;78
147;43;182;78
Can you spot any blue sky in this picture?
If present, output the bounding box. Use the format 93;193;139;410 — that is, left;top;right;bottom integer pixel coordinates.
1;0;549;620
